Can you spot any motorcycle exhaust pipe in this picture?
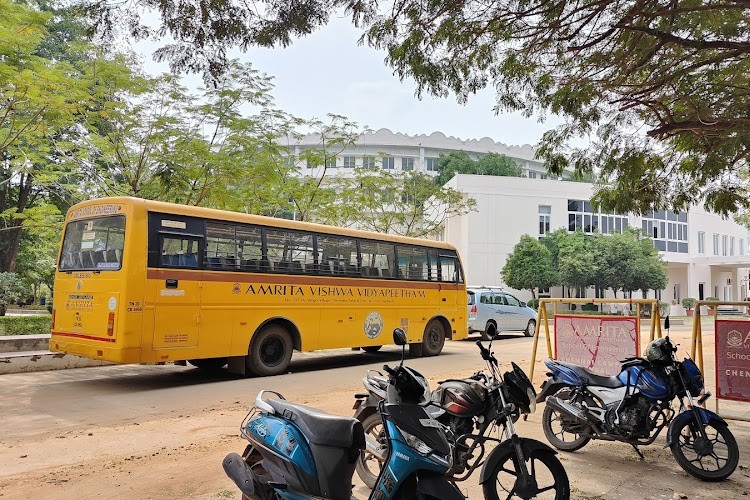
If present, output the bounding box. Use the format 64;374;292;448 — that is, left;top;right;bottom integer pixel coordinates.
546;396;589;423
365;436;387;461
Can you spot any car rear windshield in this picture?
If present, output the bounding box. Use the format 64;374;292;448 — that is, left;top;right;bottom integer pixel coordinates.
59;216;126;271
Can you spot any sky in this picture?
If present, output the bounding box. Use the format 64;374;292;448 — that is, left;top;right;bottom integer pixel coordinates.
136;15;563;148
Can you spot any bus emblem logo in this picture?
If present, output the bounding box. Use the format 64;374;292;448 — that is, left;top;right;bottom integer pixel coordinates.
364;312;383;339
232;283;241;294
76;281;82;290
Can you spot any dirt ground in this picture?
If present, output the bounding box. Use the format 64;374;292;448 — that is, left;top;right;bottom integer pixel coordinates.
1;327;749;499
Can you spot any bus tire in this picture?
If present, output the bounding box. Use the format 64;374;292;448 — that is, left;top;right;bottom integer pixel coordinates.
247;325;293;376
421;319;446;357
187;357;228;371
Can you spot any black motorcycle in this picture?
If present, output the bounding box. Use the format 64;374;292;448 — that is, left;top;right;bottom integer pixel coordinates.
353;338;570;499
537;336;739;481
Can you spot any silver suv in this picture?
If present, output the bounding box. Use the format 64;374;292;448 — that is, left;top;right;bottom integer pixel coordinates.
467;287;538;340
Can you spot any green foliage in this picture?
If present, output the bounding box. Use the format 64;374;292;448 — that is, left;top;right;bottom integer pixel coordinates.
434;151;522;185
539;228;667;297
501;235;557;299
580;303;599;312
331;168;476;237
84;0;750;219
682;297;696;310
705;297;720;302
0;273;25;316
0;315;51;335
526;298;540;310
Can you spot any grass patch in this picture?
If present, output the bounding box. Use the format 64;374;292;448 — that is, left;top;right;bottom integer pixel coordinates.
0;315;51;336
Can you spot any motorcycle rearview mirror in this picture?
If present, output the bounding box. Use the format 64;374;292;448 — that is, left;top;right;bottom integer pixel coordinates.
393;328;407;346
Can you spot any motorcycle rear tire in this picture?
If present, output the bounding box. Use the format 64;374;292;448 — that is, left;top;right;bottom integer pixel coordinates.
542;389;591;452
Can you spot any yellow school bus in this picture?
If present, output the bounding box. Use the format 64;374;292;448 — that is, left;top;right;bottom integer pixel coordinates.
50;197;467;375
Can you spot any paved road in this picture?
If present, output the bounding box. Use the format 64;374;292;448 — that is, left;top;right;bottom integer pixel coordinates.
0;329;749;499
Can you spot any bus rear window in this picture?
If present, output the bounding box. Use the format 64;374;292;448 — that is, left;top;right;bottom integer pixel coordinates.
59;216;126;271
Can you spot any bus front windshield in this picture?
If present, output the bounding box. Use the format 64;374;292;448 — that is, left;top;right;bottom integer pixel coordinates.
59;216;126;271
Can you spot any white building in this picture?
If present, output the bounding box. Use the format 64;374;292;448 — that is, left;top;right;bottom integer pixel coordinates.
287;128;551;179
443;174;750;305
287;128;750;305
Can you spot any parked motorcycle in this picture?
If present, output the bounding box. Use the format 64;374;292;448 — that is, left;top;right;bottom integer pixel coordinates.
537;336;739;481
353;336;570;499
222;328;464;499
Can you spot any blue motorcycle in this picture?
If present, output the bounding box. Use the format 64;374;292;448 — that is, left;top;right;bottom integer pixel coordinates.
537;336;739;481
222;328;464;499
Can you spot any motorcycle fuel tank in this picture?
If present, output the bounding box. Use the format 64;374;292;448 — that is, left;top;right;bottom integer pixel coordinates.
435;380;487;417
618;366;671;400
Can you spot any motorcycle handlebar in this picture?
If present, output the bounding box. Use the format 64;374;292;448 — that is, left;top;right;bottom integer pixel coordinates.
383;364;397;376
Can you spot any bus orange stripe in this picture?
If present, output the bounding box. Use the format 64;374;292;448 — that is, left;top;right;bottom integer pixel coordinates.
146;268;465;290
52;331;117;343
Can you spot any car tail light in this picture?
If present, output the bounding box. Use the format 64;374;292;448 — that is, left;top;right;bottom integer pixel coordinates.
107;312;115;336
470;305;477;319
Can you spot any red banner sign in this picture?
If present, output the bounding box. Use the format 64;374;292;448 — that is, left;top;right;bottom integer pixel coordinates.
555;315;639;376
715;319;750;403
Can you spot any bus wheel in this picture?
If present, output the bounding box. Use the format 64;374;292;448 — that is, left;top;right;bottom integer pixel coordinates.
187;358;228;371
422;319;446;357
361;345;382;353
247;325;293;376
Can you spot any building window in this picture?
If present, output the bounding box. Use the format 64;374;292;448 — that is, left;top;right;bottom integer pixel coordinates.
722;235;728;256
425;158;438;172
540;173;548;180
730;236;735;256
698;231;705;254
641;210;687;253
539;205;551;236
283;155;296;167
528;171;537;179
343;156;356;168
713;234;719;255
362;156;375;169
382;156;395;170
325;156;337;168
568;199;628;234
401;157;414;170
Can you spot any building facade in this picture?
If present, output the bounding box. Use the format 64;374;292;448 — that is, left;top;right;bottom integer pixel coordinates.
442;175;750;305
286;128;552;179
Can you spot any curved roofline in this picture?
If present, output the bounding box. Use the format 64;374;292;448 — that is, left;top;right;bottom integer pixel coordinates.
285;128;540;163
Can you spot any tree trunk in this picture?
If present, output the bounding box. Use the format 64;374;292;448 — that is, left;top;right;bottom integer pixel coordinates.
0;304;6;316
1;173;33;273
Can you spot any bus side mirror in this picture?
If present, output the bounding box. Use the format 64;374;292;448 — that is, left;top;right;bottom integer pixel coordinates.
393;328;407;346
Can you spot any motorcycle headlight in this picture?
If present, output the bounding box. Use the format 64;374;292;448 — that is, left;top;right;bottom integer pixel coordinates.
400;428;432;455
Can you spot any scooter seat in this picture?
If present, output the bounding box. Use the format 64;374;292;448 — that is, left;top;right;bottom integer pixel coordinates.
268;398;365;449
555;361;624;388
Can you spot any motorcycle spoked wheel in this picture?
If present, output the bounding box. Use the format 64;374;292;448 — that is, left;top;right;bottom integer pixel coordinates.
482;449;569;500
670;419;739;481
541;389;591;452
356;413;388;488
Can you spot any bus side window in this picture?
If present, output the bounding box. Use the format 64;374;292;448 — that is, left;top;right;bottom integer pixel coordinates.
360;240;395;279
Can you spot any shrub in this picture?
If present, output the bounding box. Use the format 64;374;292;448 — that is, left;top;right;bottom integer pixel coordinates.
705;296;720;302
581;302;599;312
527;298;540;310
681;297;696;310
0;315;51;336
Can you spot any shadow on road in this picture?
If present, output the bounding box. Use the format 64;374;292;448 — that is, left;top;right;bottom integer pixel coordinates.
35;346;461;395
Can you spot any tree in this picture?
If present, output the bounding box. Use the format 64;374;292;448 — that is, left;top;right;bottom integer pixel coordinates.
501;235;557;299
0;272;24;316
434;151;522;185
329;168;476;237
84;0;750;219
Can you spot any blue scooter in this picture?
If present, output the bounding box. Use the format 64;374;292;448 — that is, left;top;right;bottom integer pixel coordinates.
223;328;464;499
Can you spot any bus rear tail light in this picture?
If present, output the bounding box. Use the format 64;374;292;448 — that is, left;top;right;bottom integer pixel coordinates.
469;305;477;319
107;312;115;337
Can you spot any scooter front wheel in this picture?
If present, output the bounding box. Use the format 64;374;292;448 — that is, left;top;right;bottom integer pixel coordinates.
670;419;739;481
482;449;569;499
